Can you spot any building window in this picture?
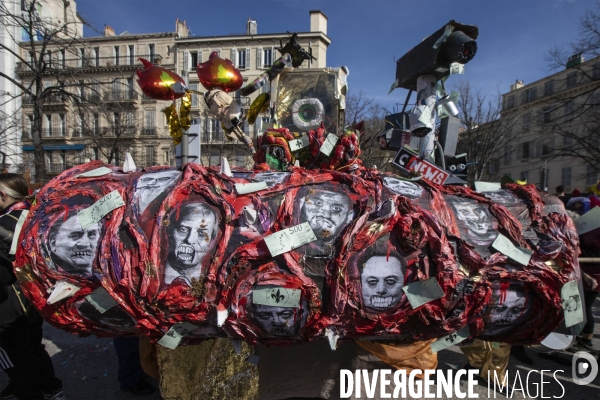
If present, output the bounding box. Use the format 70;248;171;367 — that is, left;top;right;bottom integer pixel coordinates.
210;150;220;167
210;118;221;141
190;51;198;70
128;45;135;65
93;113;99;135
163;148;170;165
263;47;273;67
586;165;598;186
522;142;530;159
543;106;552;123
92;147;99;160
148;44;155;61
188;84;198;107
522;113;530;130
114;45;120;66
503;144;512;165
540;169;550;189
593;62;600;80
564;99;574;116
78;48;85;67
522;87;537;104
544;80;554;96
145;146;156;166
76;113;84;136
520;171;529;182
562;135;573;147
93;47;100;66
566;71;577;88
58;49;65;69
24;115;33;139
237;49;246;69
144;110;156;135
561;167;572;188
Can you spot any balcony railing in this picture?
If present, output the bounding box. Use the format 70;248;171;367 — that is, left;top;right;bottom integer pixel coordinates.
142;127;157;135
46;163;73;173
42;128;66;137
17;54;163;73
107;90;137;101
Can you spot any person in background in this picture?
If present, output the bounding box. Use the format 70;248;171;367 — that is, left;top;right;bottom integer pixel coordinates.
113;337;156;396
555;185;569;206
0;174;65;400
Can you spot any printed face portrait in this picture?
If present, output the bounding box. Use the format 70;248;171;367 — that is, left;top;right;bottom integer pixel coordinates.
382;176;423;199
49;215;101;276
447;197;498;246
483;284;530;336
360;255;406;312
134;170;180;213
164;202;219;284
251;172;291;188
250;303;304;338
483;190;516;206
299;187;354;247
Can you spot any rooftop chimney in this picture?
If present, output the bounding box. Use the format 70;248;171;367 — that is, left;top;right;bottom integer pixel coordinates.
247;18;257;35
510;80;524;91
176;18;189;38
103;24;115;36
309;10;327;35
566;53;584;69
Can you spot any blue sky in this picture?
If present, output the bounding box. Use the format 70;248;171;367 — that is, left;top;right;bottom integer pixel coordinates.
77;0;592;112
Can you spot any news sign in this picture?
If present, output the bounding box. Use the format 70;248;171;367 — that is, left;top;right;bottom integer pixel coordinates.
392;147;449;185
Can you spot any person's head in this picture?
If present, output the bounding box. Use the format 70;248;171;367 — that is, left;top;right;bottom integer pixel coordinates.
48;212;101;276
483;283;529;333
166;202;219;273
0;173;29;209
299;186;354;241
134;170;180;212
555;185;565;196
250;303;305;337
358;248;406;312
382;176;423;199
447;197;492;238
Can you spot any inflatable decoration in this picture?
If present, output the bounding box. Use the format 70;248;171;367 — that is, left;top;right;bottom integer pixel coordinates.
136;58;187;101
196;51;243;93
13;161;580;349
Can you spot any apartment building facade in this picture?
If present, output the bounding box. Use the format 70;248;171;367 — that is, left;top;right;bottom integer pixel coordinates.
175;10;330;168
17;9;330;177
18;20;187;175
1;0;82;171
487;55;600;193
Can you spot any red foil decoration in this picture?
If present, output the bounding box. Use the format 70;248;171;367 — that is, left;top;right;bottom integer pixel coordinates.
12;162;580;347
196;51;243;92
136;58;186;101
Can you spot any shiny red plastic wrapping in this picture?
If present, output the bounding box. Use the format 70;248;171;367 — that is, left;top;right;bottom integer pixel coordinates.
13;161;579;347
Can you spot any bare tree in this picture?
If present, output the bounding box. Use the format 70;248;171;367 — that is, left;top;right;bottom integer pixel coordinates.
0;0;89;181
344;90;395;170
454;81;521;184
543;3;600;183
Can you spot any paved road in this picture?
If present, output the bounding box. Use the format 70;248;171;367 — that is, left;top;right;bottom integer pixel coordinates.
1;299;598;400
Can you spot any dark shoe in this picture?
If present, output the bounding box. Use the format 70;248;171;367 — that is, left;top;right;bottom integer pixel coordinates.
538;352;572;367
511;345;534;366
120;379;156;396
0;382;15;400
